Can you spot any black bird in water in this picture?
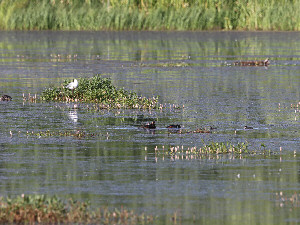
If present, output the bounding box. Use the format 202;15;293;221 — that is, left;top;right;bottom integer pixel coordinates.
143;121;156;129
244;126;253;129
166;124;181;129
0;95;12;101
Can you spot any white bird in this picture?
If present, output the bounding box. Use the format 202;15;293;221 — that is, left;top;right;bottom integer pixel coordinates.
66;79;78;90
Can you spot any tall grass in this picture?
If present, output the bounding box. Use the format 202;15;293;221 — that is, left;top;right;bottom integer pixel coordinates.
0;0;299;30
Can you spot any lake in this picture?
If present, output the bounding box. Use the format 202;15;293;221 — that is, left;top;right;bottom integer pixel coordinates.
0;31;300;224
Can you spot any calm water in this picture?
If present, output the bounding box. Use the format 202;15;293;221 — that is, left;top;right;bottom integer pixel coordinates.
1;31;300;224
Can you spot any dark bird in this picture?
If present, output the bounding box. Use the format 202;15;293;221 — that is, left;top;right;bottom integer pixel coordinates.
166;124;181;129
143;121;156;129
244;126;253;129
0;95;12;101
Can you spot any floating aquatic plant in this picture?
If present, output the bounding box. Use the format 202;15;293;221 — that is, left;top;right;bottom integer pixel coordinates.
166;127;213;134
152;141;275;158
41;75;158;109
0;194;154;224
275;192;300;208
166;141;249;155
22;93;37;103
200;141;249;154
139;61;190;68
9;130;101;140
29;130;96;139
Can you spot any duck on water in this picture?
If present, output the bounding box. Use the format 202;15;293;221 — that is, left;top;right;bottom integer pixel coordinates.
0;95;12;101
142;121;156;129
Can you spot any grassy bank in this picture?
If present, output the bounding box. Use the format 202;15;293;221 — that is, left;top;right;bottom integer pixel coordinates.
0;194;154;224
0;0;299;31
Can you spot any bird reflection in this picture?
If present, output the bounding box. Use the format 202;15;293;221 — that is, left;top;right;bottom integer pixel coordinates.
68;110;78;123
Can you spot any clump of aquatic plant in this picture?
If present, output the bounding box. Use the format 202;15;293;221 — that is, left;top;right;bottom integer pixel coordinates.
201;141;249;154
41;75;158;109
9;129;108;140
275;192;300;208
168;141;249;155
26;130;97;139
289;102;300;108
166;127;213;134
139;61;190;68
22;93;37;103
188;128;211;133
0;194;154;224
157;141;276;158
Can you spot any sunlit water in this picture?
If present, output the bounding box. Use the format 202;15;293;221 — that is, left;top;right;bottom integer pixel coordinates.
1;31;300;224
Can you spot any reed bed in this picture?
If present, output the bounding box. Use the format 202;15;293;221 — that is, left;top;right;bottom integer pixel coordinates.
0;194;154;224
0;0;299;31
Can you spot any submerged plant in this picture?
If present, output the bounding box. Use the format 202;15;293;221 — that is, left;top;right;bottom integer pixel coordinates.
41;75;158;109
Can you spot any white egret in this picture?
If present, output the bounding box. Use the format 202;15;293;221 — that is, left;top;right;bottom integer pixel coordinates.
66;79;78;95
66;79;78;90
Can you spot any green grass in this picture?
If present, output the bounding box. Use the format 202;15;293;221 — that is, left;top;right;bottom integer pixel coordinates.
0;0;299;31
40;75;158;109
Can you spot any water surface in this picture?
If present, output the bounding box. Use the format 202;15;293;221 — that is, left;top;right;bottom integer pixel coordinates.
0;31;300;224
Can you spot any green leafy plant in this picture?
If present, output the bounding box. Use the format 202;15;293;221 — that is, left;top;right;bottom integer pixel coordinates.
164;141;276;157
41;75;158;109
166;141;250;156
201;141;249;154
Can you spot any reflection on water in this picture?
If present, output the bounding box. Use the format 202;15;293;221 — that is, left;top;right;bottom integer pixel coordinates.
68;105;78;123
68;110;78;123
0;31;300;224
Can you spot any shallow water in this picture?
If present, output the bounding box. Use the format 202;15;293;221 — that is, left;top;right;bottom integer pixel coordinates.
1;31;300;224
